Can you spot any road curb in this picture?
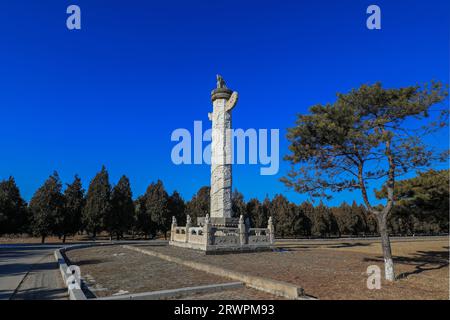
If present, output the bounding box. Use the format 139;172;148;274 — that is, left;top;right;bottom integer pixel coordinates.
54;245;93;300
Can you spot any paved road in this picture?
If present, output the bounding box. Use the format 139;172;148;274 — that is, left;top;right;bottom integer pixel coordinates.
0;244;67;300
0;240;159;300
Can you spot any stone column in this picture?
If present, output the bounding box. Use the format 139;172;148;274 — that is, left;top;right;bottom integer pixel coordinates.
209;75;238;221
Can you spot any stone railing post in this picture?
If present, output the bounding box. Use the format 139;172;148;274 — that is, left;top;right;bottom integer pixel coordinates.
185;215;192;243
238;215;246;245
268;216;275;244
170;216;177;241
203;214;212;246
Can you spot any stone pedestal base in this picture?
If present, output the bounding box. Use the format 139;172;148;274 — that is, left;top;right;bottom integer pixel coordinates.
170;215;275;254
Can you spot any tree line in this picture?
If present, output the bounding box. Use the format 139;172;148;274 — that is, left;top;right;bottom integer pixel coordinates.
0;166;447;243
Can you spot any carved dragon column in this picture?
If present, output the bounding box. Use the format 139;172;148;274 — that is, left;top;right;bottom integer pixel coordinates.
209;75;238;223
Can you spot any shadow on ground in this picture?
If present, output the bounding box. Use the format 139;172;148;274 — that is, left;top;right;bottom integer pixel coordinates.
0;261;57;278
11;287;67;300
278;242;373;251
363;248;449;279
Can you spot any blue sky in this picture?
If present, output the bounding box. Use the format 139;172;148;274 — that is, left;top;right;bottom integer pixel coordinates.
0;0;448;206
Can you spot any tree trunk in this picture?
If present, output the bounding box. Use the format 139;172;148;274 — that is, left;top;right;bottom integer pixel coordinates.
41;235;45;244
357;134;396;282
377;213;395;281
62;234;66;243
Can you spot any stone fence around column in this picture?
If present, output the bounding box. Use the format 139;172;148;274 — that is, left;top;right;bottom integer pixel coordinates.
169;214;275;253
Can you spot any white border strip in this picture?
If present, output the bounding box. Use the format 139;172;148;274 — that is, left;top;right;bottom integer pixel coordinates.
95;282;244;300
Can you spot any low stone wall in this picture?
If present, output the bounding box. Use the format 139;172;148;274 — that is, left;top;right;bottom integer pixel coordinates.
54;245;89;300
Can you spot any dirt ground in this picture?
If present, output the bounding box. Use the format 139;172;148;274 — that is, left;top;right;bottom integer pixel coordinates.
136;237;449;300
66;237;448;300
66;245;279;299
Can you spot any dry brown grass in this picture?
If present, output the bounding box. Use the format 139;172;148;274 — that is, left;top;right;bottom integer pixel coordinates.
144;237;449;300
273;237;449;299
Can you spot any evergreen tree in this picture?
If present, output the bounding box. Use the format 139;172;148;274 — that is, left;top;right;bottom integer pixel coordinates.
292;204;310;237
29;172;64;243
232;189;246;218
350;201;367;235
270;194;290;238
144;180;170;239
260;196;271;228
246;198;262;228
60;175;85;243
309;202;329;237
0;177;28;235
298;201;314;236
134;195;154;238
108;175;134;240
185;186;210;223
377;169;449;234
168;190;186;225
333;201;365;236
83;166;111;238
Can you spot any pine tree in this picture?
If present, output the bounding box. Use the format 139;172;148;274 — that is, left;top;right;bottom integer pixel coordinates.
83;166;111;238
282;81;448;280
29;172;64;243
377;169;449;234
